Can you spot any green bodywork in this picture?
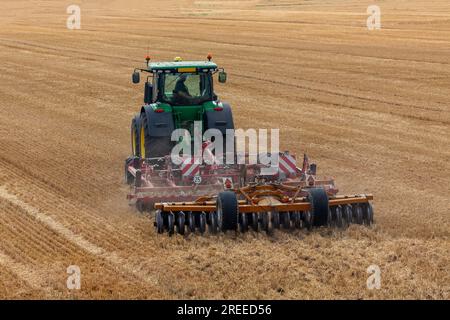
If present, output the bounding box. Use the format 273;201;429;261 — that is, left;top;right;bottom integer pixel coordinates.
149;101;218;136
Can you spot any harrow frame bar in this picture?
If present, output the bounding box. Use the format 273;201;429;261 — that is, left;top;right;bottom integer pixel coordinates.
155;194;373;213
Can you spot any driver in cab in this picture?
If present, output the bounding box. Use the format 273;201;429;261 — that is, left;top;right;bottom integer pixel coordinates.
172;74;192;105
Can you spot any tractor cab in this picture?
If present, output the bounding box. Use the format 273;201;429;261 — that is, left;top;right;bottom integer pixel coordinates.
132;56;227;106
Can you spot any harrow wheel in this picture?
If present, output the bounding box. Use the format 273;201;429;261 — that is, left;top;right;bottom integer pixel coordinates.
167;212;175;236
240;213;249;232
155;210;164;234
306;188;329;227
216;191;238;231
362;203;374;226
176;212;185;235
209;211;218;234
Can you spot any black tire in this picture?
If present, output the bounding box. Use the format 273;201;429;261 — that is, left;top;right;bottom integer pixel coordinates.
131;114;141;158
140;112;173;158
216;191;238;231
306;188;329;227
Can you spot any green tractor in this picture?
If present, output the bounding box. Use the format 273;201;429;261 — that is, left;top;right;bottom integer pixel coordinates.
130;55;233;159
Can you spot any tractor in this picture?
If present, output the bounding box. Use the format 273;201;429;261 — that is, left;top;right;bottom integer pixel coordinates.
125;55;374;235
130;54;232;160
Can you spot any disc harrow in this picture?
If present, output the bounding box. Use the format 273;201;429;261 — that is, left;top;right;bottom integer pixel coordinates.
154;184;374;235
125;150;374;236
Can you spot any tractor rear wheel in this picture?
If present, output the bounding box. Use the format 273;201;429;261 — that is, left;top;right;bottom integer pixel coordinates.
216;191;238;231
140;112;173;159
131;114;141;158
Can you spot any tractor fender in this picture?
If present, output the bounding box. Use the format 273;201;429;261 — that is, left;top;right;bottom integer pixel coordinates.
204;102;234;134
140;105;175;137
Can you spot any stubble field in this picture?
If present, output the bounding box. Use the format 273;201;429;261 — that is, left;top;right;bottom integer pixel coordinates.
0;0;449;299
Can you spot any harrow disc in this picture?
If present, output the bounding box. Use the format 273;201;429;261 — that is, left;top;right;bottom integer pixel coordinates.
341;204;351;229
198;212;206;234
240;213;249;232
209;211;218;234
251;213;259;232
328;207;335;228
362;203;374;225
155;210;164;234
352;204;364;224
292;211;302;229
272;211;280;229
177;212;185;235
303;210;313;230
167;212;175;236
260;212;270;233
335;206;343;229
280;212;290;229
188;212;195;233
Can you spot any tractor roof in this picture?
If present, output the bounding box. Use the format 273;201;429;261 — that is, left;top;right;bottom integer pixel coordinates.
148;61;218;72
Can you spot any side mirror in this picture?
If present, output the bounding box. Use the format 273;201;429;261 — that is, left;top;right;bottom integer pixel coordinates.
132;71;140;84
144;82;153;104
218;71;227;83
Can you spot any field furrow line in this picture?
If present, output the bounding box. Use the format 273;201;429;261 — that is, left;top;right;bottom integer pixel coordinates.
0;186;161;292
